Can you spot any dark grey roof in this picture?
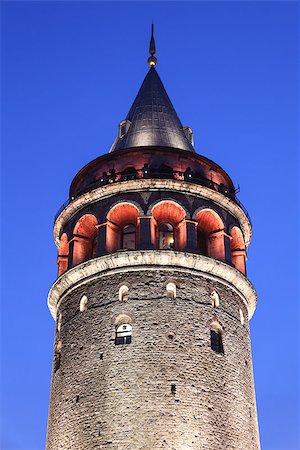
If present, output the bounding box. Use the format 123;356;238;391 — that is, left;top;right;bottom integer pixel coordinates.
110;67;195;153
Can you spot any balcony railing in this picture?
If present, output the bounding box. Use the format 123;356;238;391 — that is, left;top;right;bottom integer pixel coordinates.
54;168;251;225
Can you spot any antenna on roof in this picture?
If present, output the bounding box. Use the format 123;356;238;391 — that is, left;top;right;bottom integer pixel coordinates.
148;23;157;67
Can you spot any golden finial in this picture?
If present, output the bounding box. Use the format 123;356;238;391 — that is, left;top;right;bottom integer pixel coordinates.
148;23;157;67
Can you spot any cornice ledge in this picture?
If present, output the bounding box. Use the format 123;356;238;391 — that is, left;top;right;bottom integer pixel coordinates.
54;179;251;247
48;250;257;320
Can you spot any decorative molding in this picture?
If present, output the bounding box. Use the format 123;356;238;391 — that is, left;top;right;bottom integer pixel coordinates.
54;179;252;247
48;250;257;320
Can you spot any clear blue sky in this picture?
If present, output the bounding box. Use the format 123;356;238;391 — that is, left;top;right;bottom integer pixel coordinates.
1;2;299;449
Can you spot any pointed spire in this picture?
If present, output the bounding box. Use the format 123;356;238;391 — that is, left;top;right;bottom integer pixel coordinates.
148;23;157;67
110;68;195;153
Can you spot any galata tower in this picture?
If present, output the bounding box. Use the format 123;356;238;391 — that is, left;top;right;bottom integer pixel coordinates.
46;27;260;450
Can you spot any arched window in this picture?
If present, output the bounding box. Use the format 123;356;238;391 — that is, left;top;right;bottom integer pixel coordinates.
230;227;246;274
151;201;187;251
121;224;136;250
106;203;139;253
158;223;174;250
195;209;225;261
166;282;176;299
115;324;132;345
210;328;223;354
57;233;69;276
80;295;88;312
72;214;98;266
210;329;223;353
119;285;129;302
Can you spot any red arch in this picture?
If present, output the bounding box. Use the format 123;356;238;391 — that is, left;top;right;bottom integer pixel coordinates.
106;203;139;253
151;201;186;250
72;214;98;265
196;209;225;260
57;233;69;276
230;226;246;274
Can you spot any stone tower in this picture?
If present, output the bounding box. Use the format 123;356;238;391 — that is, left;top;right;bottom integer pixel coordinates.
46;29;260;450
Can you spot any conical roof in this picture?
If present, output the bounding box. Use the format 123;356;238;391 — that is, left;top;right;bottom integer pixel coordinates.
110;67;195;153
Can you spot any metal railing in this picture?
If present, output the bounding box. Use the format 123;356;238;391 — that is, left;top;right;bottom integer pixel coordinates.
54;168;251;225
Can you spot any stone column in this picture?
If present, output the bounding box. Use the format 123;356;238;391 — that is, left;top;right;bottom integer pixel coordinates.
208;230;226;261
231;249;246;275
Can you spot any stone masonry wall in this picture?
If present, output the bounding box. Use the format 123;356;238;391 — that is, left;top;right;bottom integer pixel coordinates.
46;268;260;450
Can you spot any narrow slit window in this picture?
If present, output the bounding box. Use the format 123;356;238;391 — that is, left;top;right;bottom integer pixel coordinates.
210;329;223;354
115;324;132;345
54;341;62;373
57;313;62;333
54;353;61;373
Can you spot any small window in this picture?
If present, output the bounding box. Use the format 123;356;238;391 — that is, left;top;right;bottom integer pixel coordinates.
80;295;88;312
119;120;131;138
210;329;223;354
57;313;62;333
166;282;176;299
119;285;129;302
121;224;136;250
182;126;194;146
120;124;126;137
158;223;174;250
54;340;62;373
115;323;132;345
210;290;220;308
54;353;61;373
239;309;245;325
